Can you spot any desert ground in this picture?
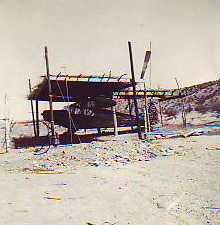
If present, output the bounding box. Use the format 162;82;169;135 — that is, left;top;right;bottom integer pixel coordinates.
0;131;219;225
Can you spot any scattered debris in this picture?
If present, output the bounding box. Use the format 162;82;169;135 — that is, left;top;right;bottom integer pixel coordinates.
44;196;62;201
205;147;220;151
204;207;220;214
54;182;67;186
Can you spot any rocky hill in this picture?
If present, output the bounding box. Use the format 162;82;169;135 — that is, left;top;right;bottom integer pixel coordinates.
161;79;220;125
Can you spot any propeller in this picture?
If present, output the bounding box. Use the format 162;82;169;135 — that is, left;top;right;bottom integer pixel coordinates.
140;50;151;79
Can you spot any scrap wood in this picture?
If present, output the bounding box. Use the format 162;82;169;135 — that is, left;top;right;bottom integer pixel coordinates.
205;147;220;151
102;222;118;225
180;131;195;138
0;151;7;154
87;221;118;225
44;196;62;201
23;167;64;174
0;148;7;154
34;145;50;155
34;169;64;174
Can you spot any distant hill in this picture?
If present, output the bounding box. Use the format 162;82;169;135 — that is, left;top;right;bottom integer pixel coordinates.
161;79;220;125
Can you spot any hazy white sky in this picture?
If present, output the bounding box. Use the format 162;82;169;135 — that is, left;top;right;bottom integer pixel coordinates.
0;0;219;121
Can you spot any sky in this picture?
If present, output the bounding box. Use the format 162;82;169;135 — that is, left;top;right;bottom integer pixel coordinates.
0;0;219;121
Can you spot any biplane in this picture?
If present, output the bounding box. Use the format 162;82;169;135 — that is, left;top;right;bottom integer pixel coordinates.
28;74;140;134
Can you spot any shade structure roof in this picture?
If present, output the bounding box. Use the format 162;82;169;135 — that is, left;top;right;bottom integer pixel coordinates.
28;75;133;102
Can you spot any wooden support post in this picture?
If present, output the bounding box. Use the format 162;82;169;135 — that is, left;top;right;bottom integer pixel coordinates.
65;79;73;144
97;128;101;135
128;98;134;131
158;99;163;127
4;118;8;152
67;108;73;144
45;46;56;144
149;41;152;89
128;41;142;139
143;106;147;136
3;94;9;152
183;104;186;127
3;94;10;153
175;78;187;128
28;79;37;137
144;83;150;134
143;90;148;137
146;97;151;132
35;100;40;136
112;105;118;136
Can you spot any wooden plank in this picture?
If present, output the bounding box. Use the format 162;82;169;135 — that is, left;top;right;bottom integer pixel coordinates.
128;98;134;131
112;105;118;136
28;79;37;137
45;46;55;144
128;41;142;139
35;100;40;136
158;99;163;127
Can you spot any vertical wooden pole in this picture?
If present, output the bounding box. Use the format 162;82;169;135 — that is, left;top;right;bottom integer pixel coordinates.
4;94;9;152
112;105;118;136
97;128;101;135
143;88;148;137
148;42;153;131
28;79;37;137
128;41;142;139
149;41;152;89
175;77;187;128
35;100;40;136
4;118;8;152
45;46;55;144
128;98;134;131
158;99;163;127
144;82;151;133
65;78;73;144
143;106;147;136
146;97;151;132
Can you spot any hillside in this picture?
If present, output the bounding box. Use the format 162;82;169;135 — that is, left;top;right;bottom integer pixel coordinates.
162;79;220;125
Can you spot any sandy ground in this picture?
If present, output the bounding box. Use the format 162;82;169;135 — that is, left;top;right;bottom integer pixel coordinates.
0;135;220;225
